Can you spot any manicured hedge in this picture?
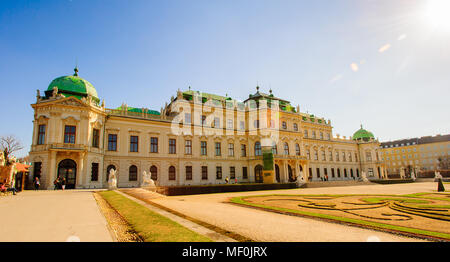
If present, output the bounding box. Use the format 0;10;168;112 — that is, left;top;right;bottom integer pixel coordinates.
155;183;297;196
371;179;415;184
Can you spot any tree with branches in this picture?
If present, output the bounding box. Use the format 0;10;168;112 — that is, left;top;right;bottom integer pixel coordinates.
0;135;24;166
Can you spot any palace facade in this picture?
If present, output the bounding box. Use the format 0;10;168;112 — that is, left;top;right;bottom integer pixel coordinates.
380;134;450;175
29;68;385;189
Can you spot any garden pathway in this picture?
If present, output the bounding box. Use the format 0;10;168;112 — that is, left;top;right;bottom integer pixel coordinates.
0;189;113;242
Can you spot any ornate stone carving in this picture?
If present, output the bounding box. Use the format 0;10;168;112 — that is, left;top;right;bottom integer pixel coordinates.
108;169;118;190
140;171;156;191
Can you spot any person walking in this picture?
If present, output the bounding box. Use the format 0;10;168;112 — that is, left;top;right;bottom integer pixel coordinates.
53;177;59;190
61;177;66;190
34;177;40;190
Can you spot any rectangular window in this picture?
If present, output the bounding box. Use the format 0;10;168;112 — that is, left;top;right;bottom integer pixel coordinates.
91;163;99;181
185;113;191;124
316;168;320;178
150;137;158;153
214;117;220;128
227;119;233;129
254;120;259;128
108;134;117;151
216;166;222;179
201;141;207;155
366;151;372;161
242;167;248;179
185;140;192;155
320;132;323;140
201;166;208;180
215;142;221;156
130;136;139;152
240;121;245;130
64;125;76;144
38;125;46;145
92;129;99;148
282;121;287;129
185;166;192;180
304;130;308;138
169;139;176;154
230;166;235;179
228;143;234;156
312;131;316;138
241;144;246;157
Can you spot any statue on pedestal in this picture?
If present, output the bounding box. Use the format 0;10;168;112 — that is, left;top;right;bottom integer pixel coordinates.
410;170;416;181
361;171;369;182
108;169;118;190
400;169;406;179
140;171;156;191
296;171;305;187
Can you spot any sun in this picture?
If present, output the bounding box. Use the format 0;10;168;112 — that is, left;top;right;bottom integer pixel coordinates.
426;0;450;31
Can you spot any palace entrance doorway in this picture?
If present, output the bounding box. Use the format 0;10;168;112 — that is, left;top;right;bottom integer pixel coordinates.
254;165;263;183
58;159;77;189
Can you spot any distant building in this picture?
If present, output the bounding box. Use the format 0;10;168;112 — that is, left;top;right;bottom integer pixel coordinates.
380;134;450;175
29;68;384;189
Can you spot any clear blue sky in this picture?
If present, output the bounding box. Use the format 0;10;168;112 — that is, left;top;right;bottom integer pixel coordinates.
1;0;449;158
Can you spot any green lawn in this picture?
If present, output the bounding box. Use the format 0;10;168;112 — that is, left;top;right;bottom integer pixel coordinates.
99;191;212;242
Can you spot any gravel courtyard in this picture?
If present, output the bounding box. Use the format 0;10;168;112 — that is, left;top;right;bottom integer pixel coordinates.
148;182;443;242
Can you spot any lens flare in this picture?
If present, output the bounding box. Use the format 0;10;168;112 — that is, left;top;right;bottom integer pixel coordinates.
426;0;450;32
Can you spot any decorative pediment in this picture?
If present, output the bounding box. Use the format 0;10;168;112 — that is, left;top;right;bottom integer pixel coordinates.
54;97;88;107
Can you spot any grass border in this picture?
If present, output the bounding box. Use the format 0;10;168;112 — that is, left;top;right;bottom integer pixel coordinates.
230;193;450;242
120;189;254;242
99;190;212;242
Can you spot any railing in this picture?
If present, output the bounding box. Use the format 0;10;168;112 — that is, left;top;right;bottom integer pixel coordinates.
106;109;163;120
50;143;86;151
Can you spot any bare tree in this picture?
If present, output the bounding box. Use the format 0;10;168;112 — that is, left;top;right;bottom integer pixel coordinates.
0;135;24;165
438;156;450;170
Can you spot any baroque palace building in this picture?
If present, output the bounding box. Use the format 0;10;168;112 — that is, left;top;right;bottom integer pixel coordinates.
380;134;450;175
29;68;385;189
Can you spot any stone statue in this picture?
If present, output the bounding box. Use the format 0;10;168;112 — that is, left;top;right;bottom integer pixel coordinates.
52;86;58;98
140;170;156;190
108;169;118;190
400;169;406;179
410;170;416;181
296;171;305;187
361;171;369;182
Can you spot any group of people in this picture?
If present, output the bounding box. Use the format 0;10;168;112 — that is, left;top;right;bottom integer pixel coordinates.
53;177;67;190
0;182;18;195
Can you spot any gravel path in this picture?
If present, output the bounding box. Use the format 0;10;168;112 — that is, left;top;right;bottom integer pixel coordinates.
149;182;439;242
0;190;114;242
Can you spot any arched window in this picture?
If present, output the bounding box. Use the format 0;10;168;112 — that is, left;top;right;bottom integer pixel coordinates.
169;166;176;180
255;142;262;156
272;143;277;155
129;165;137;181
150;165;157;180
284;142;289;155
106;165;116;181
295;144;300;156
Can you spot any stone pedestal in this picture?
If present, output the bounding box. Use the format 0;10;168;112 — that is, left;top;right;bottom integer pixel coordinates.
263;170;275;184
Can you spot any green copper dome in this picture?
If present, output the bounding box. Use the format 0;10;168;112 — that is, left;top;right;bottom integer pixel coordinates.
353;125;375;141
47;67;98;99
